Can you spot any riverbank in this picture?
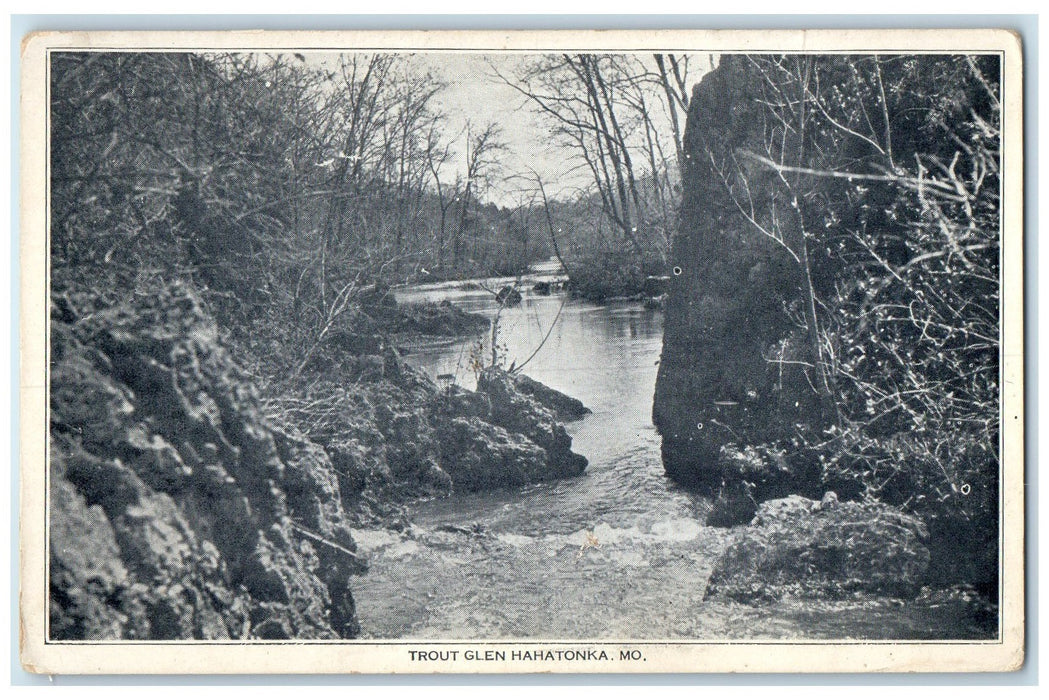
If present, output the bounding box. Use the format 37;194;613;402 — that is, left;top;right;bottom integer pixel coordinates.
47;276;598;639
48;272;996;641
394;256;669;310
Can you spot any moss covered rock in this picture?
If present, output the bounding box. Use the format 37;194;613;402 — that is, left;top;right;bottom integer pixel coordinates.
704;495;930;603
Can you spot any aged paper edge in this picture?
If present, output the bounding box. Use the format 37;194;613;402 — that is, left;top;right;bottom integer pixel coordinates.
18;27;1025;675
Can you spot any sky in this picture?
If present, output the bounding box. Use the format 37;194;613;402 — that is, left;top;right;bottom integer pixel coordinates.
413;53;553;206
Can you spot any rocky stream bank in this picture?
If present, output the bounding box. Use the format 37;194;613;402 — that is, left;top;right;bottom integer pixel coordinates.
48;282;589;640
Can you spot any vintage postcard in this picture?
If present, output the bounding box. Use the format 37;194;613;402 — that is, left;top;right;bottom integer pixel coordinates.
19;28;1024;674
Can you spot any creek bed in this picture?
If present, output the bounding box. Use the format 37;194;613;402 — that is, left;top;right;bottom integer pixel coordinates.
350;266;993;640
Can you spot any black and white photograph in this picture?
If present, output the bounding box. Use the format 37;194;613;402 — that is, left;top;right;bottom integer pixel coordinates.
18;29;1024;674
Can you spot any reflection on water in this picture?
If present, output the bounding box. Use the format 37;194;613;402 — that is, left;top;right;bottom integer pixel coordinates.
349;266;990;640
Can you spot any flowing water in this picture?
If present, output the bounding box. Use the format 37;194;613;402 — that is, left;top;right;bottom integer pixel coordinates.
349;261;992;640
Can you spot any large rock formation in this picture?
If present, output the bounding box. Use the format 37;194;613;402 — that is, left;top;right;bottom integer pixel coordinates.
431;416;551;491
508;372;592;422
652;55;824;487
280;337;590;501
49;284;365;640
652;55;1000;606
476;368;588;474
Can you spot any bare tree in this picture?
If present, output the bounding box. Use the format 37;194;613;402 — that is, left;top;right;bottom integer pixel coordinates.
451;121;505;269
492;53;701;266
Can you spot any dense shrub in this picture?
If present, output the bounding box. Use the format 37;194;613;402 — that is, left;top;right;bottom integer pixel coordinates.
790;56;1001;591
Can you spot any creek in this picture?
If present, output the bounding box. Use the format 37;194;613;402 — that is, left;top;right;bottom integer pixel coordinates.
349;261;989;640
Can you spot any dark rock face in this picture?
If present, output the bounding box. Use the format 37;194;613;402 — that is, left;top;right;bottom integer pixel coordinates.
704;495;930;603
508;372;591;422
477;369;588;476
652;55;824;487
49;284;364;640
429;369;589;491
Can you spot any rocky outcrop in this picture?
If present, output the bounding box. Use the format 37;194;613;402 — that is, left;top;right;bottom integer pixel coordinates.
704;495;930;603
433;417;551;491
652;55;824;488
49;284;364;640
48;279;593;638
495;285;523;307
504;372;591;422
281;339;589;500
429;369;589;491
477;369;589;476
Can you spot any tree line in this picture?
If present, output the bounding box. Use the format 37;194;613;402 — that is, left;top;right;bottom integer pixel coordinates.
52;51;704;340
